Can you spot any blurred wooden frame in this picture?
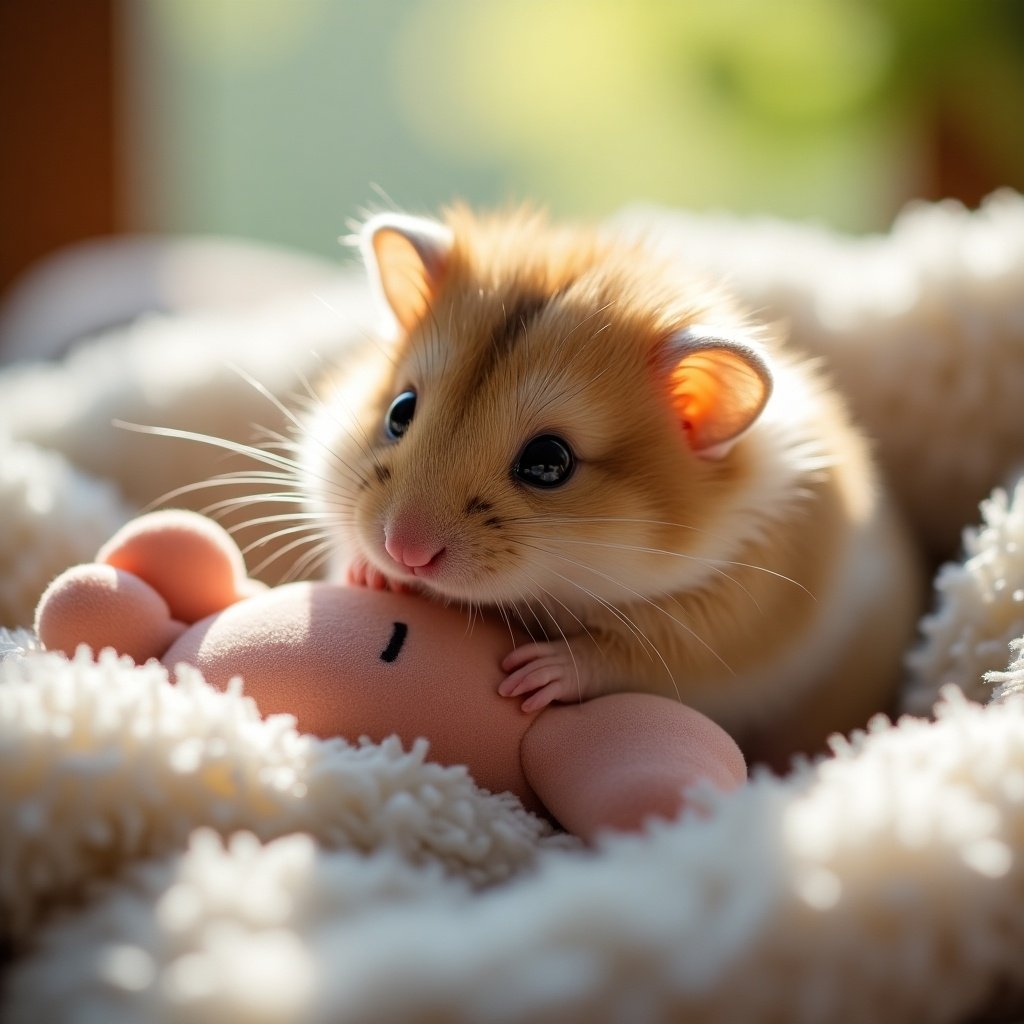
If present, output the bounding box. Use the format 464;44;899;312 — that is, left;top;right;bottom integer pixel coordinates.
0;1;1011;311
0;0;118;300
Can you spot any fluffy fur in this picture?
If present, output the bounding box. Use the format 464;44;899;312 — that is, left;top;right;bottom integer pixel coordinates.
1;193;1024;1022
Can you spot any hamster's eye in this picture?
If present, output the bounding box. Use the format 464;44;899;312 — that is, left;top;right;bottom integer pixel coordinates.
513;434;575;488
385;390;416;440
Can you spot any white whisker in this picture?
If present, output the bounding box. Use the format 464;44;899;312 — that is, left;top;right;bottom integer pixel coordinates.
284;539;337;583
206;492;318;515
516;567;604;701
239;522;333;555
142;473;303;512
523;535;765;610
531;562;685;703
248;530;333;579
522;541;732;680
515;521;811;599
532;563;658;663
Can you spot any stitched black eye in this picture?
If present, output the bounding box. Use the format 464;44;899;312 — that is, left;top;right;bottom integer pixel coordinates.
513;434;575;488
385;390;416;440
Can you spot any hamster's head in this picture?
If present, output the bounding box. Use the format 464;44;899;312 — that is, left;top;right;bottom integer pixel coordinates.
303;206;774;614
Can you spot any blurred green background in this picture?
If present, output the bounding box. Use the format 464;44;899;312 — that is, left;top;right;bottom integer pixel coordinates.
123;0;1024;260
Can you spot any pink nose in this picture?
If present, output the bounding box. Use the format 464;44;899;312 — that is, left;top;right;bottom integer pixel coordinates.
384;530;445;570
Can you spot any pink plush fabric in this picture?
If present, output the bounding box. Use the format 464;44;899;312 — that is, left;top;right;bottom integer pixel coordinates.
35;564;186;664
35;510;746;840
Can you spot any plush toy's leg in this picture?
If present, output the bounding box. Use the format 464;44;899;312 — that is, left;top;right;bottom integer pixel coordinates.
520;693;747;842
35;564;187;662
97;509;261;623
35;509;261;662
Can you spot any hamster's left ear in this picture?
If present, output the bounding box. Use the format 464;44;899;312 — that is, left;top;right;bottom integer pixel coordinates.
661;326;773;458
361;213;454;336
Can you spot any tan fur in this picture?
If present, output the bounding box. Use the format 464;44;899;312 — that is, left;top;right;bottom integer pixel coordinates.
304;206;922;764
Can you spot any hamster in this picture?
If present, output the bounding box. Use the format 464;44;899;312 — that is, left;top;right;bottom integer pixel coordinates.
301;205;922;763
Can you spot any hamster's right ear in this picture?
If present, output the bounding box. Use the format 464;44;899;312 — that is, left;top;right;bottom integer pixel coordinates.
361;213;454;336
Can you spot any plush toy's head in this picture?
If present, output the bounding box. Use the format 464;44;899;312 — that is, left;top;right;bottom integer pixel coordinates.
36;510;746;839
165;580;550;812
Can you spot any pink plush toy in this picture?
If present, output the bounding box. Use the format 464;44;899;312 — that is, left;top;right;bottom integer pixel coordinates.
34;511;746;841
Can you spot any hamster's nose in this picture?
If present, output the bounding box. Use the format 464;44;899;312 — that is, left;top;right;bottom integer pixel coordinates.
384;528;446;570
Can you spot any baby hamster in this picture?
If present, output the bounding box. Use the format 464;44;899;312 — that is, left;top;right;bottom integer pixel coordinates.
301;205;921;762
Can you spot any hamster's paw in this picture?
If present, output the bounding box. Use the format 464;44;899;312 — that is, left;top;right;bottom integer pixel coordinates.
499;640;599;713
344;555;408;593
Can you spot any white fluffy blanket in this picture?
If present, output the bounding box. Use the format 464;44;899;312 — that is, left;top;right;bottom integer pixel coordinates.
2;194;1024;1022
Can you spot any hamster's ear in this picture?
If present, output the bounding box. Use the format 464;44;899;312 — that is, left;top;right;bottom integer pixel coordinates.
361;213;453;335
661;326;773;458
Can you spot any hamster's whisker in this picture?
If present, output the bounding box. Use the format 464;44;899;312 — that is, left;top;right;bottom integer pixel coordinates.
229;512;333;543
545;601;582;701
514;517;812;597
504;594;543;648
184;469;300;485
496;299;511;360
251;431;312;462
566;321;615;375
550;573;685;703
530;562;658;664
525;542;732;680
535;311;616;410
531;561;683;701
288;370;386;490
284;538;336;583
494;601;520;650
527;303;616;407
146;472;305;510
223;363;313;442
560;363;613;405
250;529;334;581
249;527;332;564
572;540;812;599
114;421;332;484
513;302;530;409
307;383;386;482
239;521;331;554
517;568;606;699
311;292;397;369
205;491;314;514
520;569;614;704
530;536;762;611
508;513;703;534
196;493;308;526
218;364;358;495
228;510;335;528
520;307;614;415
518;569;601;652
295;387;382;484
249;424;295;447
557;300;616;355
462;600;477;637
552;544;729;671
530;363;612;423
519;585;554;648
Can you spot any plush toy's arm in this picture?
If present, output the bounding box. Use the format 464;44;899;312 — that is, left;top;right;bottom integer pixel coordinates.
35;510;259;662
521;693;747;842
